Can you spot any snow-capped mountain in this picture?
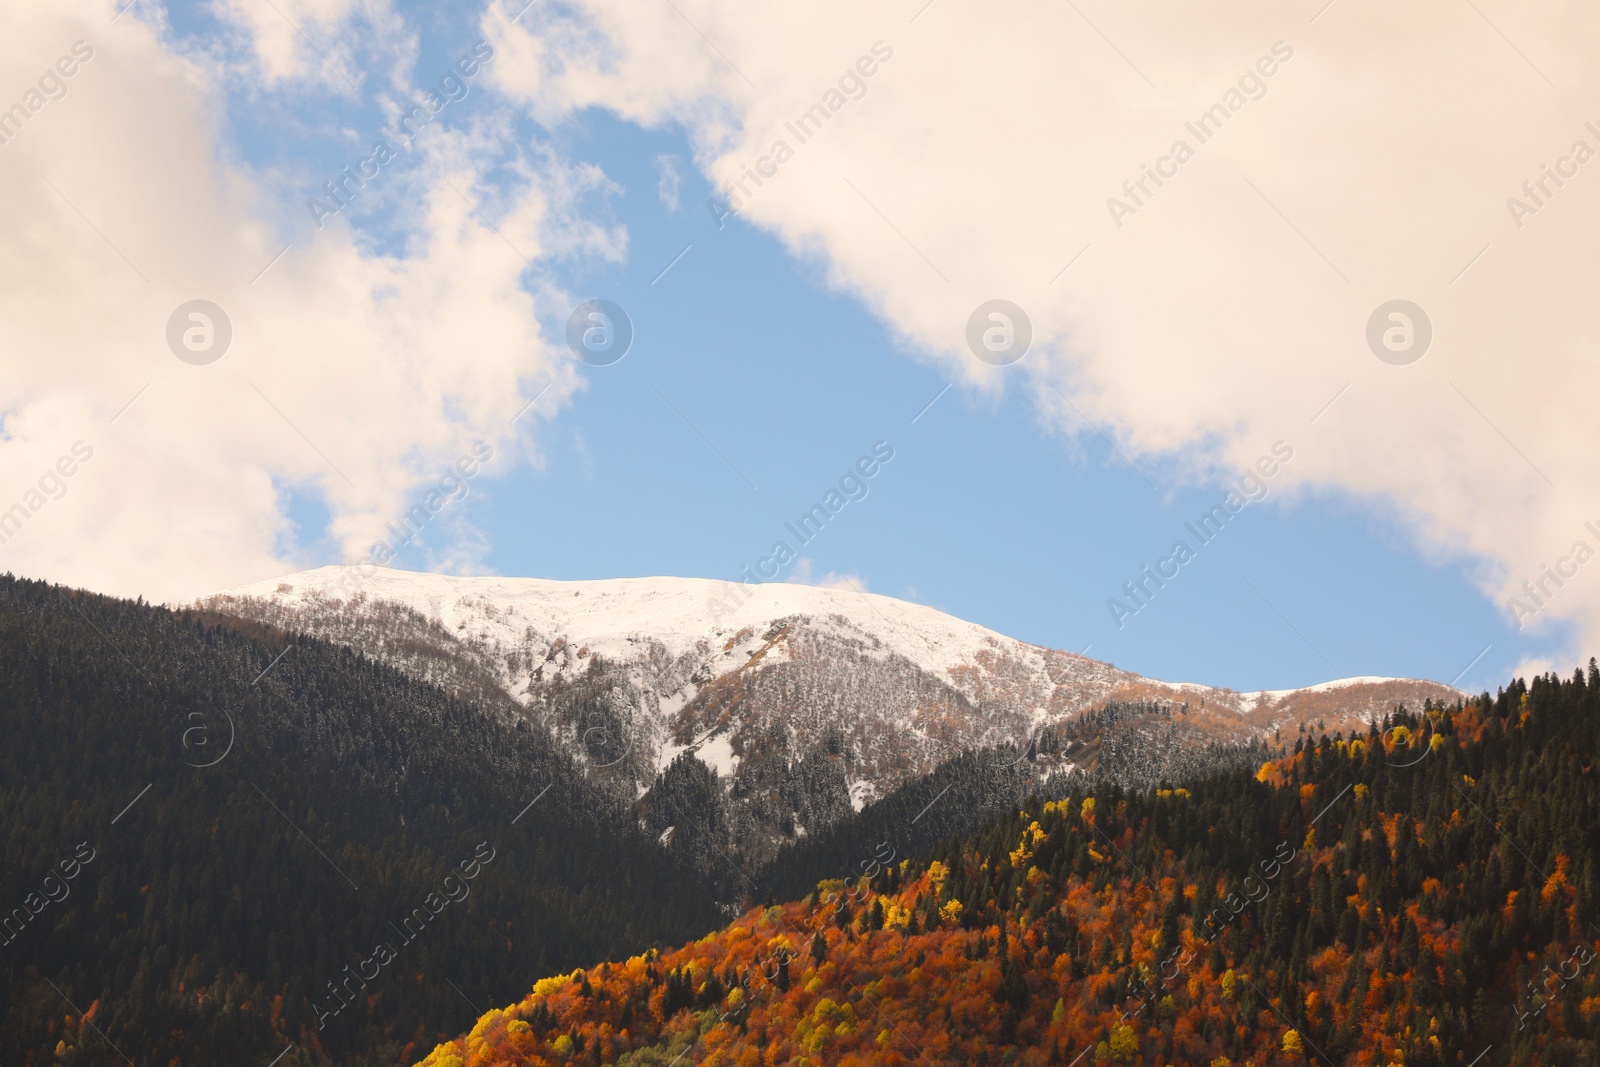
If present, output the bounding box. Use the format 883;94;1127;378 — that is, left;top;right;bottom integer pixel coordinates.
199;566;1459;874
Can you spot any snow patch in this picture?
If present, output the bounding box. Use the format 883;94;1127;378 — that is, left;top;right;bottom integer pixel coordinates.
695;733;738;777
1246;675;1411;703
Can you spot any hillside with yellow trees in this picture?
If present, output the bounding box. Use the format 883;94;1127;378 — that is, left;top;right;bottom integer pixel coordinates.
417;668;1600;1067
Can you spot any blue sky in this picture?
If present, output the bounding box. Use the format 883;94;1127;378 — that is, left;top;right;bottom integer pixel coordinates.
42;0;1581;696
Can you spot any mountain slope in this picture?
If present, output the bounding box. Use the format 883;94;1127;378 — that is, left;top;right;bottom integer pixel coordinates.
414;668;1600;1067
0;576;719;1067
753;706;1281;906
201;567;1459;880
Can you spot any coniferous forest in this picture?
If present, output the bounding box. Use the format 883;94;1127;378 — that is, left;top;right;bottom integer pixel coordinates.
0;577;720;1066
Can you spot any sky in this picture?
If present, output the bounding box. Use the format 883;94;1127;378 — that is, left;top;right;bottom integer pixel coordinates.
1;0;1596;694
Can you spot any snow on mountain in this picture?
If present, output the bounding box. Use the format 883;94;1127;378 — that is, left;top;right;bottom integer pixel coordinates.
208;565;1062;702
198;566;1461;874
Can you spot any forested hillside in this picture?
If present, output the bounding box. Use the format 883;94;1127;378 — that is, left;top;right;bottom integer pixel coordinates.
0;577;720;1066
417;668;1600;1067
752;747;1038;905
752;706;1276;906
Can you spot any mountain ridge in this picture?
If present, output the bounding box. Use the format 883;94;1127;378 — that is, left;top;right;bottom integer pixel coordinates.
199;566;1460;882
201;565;1457;726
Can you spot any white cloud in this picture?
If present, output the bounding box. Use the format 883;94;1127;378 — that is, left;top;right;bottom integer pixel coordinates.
0;0;577;602
212;0;410;92
1509;655;1560;689
655;152;682;211
788;557;866;592
490;0;1600;670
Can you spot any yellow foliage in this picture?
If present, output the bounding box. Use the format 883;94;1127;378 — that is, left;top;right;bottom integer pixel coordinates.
1106;1022;1139;1063
418;1044;465;1067
468;1009;503;1043
1282;1028;1303;1053
927;861;950;893
531;974;568;997
1256;762;1275;782
940;899;964;925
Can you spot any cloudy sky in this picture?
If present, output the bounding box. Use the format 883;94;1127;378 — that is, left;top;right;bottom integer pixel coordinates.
2;0;1596;693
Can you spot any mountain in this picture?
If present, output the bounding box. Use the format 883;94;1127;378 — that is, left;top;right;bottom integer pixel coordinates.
201;567;1459;883
0;576;720;1067
412;668;1600;1067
